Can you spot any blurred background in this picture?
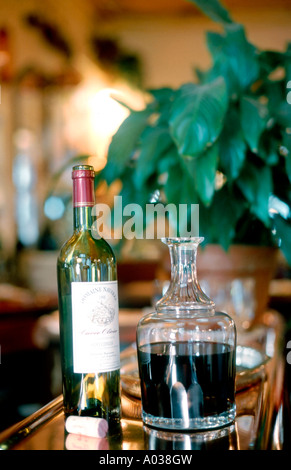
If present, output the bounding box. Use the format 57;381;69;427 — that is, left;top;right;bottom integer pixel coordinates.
0;0;291;432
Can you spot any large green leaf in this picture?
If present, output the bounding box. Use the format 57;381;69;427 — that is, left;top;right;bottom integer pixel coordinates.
169;77;228;157
257;79;285;114
219;107;246;180
148;88;177;126
104;107;151;185
163;162;201;237
196;58;241;100
258;133;279;166
203;186;245;250
182;143;219;206
240;97;269;153
197;54;240;99
148;87;176;104
272;215;291;267
164;161;197;206
157;145;180;175
258;50;289;78
206;24;260;94
236;163;273;227
187;0;233;24
283;131;291;183
135;126;174;187
275;101;291;128
117;167;159;216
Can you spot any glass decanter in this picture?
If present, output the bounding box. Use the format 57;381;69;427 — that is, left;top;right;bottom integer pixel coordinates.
136;237;236;431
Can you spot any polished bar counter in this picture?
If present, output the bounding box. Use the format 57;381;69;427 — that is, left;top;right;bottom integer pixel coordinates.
0;311;286;451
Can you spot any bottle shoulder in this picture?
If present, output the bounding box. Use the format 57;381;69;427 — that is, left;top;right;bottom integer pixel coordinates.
58;230;115;265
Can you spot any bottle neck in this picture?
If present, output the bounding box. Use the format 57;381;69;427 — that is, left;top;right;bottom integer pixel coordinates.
170;242;198;287
156;238;215;314
72;168;95;232
73;206;93;231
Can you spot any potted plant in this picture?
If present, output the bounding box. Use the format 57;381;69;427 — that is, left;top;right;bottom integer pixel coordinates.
99;0;291;319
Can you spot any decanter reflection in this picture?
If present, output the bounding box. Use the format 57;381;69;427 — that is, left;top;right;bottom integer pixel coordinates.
143;423;238;451
136;238;236;431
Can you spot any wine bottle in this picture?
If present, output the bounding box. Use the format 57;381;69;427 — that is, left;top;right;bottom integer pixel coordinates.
57;165;121;434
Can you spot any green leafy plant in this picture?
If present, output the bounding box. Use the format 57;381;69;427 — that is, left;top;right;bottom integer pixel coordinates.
100;0;291;264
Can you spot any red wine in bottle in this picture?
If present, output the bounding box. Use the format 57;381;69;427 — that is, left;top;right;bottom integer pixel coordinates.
57;165;121;434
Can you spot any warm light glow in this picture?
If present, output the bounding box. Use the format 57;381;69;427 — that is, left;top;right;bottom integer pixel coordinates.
89;88;129;140
87;88;130;167
88;154;107;172
0;51;9;67
60;55;146;172
63;78;145;172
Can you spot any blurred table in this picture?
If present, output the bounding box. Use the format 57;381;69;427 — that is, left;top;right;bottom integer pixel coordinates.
0;310;286;451
0;283;58;354
0;284;60;431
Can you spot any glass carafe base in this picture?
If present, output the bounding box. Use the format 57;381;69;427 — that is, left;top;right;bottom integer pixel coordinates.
142;405;236;431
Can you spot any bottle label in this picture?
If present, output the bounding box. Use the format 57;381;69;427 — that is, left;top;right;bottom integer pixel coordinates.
71;281;120;373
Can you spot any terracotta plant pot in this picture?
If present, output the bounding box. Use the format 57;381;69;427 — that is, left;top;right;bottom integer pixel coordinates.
197;244;279;323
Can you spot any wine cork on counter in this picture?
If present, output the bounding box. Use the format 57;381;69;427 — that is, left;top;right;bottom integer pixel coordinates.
65;416;108;438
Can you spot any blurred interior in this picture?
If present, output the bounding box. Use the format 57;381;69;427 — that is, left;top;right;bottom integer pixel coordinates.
0;0;291;433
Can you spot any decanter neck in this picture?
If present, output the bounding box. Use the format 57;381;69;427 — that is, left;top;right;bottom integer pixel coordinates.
156;238;215;314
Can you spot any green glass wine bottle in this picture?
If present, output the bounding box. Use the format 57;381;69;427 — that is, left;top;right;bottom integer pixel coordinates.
57;165;121;435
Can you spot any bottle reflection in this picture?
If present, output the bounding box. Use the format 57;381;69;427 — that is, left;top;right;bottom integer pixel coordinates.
143;423;238;451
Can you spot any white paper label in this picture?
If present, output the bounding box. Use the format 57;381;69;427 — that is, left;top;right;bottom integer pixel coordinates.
71;281;120;373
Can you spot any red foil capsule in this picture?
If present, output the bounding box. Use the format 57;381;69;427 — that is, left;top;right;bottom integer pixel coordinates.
72;166;95;208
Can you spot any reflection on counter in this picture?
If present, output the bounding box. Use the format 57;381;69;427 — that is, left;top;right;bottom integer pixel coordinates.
143;423;237;451
65;433;109;451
